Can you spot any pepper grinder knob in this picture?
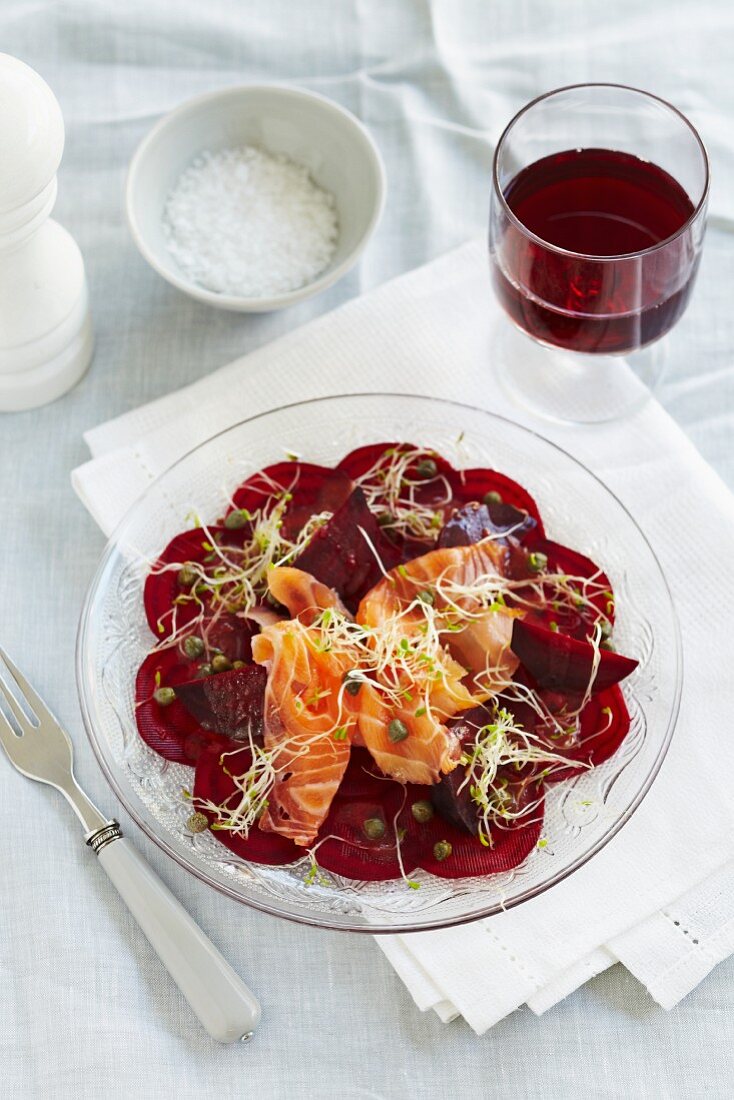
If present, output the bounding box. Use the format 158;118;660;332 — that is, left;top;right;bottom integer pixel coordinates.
0;53;93;411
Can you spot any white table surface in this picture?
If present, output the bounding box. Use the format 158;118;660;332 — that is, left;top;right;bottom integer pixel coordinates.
2;2;733;1097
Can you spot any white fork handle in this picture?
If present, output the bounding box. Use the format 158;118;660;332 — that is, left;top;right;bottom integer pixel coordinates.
95;835;261;1043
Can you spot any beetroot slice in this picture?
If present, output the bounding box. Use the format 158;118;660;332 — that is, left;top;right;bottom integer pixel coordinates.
315;750;543;880
194;745;299;864
438;500;537;549
135;649;232;765
229;462;353;538
543;685;632;783
174;666;266;740
143;527;255;660
338;442;455;513
511;618;638;694
450;468;546;537
535;538;615;624
144;528;224;640
292;487;402;612
190;743;544;881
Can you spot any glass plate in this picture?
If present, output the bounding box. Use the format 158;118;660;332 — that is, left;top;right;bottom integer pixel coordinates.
76;394;681;933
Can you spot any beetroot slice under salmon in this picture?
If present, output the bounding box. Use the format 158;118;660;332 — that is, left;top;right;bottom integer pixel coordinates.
135;649;233;765
292;487;402;612
228;462;353;538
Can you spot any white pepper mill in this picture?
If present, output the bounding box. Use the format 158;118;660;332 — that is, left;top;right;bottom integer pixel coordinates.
0;53;93;411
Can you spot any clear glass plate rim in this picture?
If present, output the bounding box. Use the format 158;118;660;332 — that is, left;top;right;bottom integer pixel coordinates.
75;392;683;933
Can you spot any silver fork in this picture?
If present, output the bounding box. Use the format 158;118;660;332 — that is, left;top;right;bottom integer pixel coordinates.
0;648;260;1044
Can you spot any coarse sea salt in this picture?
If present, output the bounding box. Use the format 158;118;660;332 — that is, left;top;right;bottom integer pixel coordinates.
162;145;339;298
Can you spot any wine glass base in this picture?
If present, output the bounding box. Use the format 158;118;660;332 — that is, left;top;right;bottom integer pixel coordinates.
492;323;667;424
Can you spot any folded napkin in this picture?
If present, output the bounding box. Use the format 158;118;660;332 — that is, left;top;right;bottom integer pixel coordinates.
73;240;734;1033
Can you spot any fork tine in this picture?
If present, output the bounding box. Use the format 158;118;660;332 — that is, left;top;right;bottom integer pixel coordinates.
0;674;32;733
0;706;22;755
0;647;49;724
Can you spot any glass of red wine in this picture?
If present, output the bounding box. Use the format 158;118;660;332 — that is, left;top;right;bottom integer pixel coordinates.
490;84;709;422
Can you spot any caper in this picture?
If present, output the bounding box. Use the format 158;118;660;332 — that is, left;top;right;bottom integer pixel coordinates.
197;663;213;678
211;654;232;673
363;817;386;840
388;718;409;743
224;509;250;530
601;639;615;652
177;565;197;588
433;839;453;862
483;490;503;506
342;670;362;697
182;635;205;659
600;619;612;639
417;458;438;479
153;686;176;707
186;812;209;834
527;551;548;574
411;800;434;824
417;589;434;606
232;660;246;670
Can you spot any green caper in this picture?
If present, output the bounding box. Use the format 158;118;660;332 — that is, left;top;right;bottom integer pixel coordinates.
224;509;250;530
601;639;615;652
527;551;548;574
363;817;386;840
483;490;503;506
182;635;205;659
232;660;245;670
388;718;409;743
417;589;434;606
186;812;209;833
342;670;362;696
197;663;213;678
417;458;438;479
433;839;453;862
211;654;232;673
411;800;434;824
177;565;197;588
153;686;176;707
600;618;612;639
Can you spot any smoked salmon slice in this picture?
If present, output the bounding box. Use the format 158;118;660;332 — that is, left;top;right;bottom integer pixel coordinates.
358;540;522;698
252;620;357;846
266;565;349;623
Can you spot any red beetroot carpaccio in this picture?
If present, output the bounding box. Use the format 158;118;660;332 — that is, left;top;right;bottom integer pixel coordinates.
135;443;638;882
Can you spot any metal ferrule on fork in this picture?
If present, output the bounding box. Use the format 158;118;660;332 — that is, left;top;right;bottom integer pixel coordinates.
86;820;124;854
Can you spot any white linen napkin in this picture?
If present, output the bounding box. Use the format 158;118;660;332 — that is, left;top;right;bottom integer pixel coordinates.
72;240;734;1033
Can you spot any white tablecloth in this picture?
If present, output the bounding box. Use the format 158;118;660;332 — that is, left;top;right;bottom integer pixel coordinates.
2;2;733;1097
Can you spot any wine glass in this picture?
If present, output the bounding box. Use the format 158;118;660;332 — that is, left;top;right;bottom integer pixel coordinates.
489;84;709;423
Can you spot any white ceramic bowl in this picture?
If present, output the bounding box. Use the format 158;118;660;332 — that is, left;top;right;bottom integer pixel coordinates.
126;85;386;312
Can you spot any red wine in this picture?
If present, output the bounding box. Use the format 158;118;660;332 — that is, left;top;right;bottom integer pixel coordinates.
491;148;698;354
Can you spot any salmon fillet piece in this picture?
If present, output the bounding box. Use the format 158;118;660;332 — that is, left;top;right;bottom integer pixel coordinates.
251;619;356;846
